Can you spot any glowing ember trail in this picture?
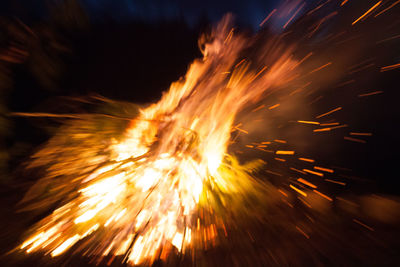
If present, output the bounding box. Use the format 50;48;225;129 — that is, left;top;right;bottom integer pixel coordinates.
18;16;297;265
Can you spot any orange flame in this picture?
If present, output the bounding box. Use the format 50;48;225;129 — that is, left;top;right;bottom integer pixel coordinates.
19;15;297;265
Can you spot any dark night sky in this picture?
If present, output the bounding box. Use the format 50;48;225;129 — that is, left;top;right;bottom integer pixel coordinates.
81;0;280;27
0;0;287;28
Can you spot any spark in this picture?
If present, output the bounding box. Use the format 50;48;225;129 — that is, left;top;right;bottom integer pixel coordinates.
330;124;348;130
303;169;324;177
309;62;332;74
291;55;313;70
234;59;246;68
307;0;330;15
316;107;342;119
353;219;374;231
320;122;339;126
276;150;295;155
297;120;320;125
257;147;273;153
296;226;310;239
251;66;268;82
266;169;283;176
348;63;375;74
283;199;294;208
313;127;331;132
336;80;355;87
298;157;315;163
278;189;288;197
344;136;367;143
251;104;265;112
358;90;383;97
314;166;334;173
260;9;277;27
380;62;400;72
313;190;333;201
269;103;280;110
235;127;249;134
374;0;400;17
290;167;307;175
324;179;346;186
341;0;349;6
297;178;317;189
376;34;400;44
298;197;312;208
352;1;382;25
290;184;307;197
224;28;234;44
350;132;372;136
283;3;306;29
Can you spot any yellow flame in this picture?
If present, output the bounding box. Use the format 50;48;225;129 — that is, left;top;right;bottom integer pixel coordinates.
19;15;297;265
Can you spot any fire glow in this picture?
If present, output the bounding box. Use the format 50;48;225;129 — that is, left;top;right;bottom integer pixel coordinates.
19;16;297;265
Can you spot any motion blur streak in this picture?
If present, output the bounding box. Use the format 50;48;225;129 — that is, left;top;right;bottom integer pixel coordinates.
18;15;297;265
12;0;400;265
